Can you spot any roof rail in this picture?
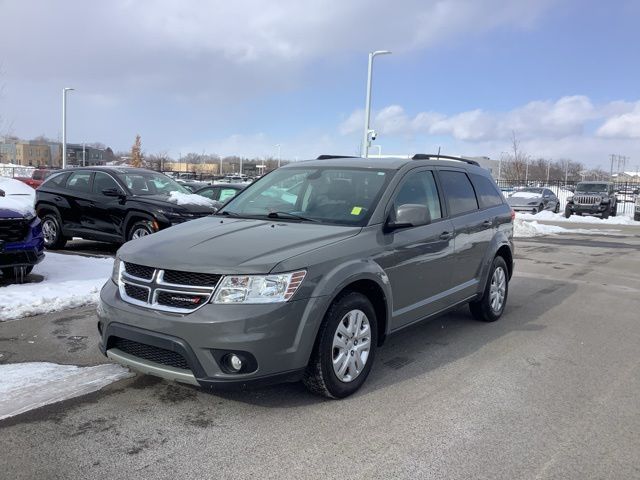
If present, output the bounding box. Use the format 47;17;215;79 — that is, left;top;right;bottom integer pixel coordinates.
316;155;359;160
411;153;480;166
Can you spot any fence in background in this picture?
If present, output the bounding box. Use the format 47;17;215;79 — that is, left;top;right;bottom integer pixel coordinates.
496;179;639;217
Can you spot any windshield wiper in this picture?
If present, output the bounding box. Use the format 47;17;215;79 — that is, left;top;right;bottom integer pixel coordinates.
266;211;319;222
218;210;241;217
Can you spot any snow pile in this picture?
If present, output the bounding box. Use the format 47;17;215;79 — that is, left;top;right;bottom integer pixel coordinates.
168;190;217;207
0;253;114;321
0;362;132;420
517;210;638;225
514;219;571;238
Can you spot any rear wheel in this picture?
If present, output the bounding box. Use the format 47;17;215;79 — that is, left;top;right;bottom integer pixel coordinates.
41;214;67;249
554;202;560;213
303;292;377;399
469;256;509;322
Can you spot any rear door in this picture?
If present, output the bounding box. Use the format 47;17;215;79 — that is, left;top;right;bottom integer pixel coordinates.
61;170;94;232
437;169;490;301
374;168;455;329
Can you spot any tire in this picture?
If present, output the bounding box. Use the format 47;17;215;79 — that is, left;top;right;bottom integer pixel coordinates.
2;266;34;278
469;256;509;323
303;292;377;399
41;213;67;249
635;213;640;222
611;203;617;217
127;220;154;241
602;208;609;220
564;206;572;218
554;202;560;213
531;208;538;214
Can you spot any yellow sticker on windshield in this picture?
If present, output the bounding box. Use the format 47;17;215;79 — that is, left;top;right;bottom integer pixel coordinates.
351;206;363;215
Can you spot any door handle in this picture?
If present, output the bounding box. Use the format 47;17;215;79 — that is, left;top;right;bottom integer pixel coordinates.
439;231;453;240
482;219;493;227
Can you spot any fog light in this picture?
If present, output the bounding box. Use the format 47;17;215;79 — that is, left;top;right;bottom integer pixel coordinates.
228;354;243;372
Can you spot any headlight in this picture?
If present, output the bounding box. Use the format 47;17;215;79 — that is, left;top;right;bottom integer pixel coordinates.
567;196;574;203
111;256;122;284
212;271;306;304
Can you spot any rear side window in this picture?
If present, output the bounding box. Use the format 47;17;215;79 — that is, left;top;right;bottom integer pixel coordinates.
220;188;239;202
438;170;479;215
43;172;68;187
471;174;503;209
65;171;92;192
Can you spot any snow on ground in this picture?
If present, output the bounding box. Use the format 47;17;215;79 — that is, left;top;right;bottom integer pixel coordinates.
0;253;113;322
0;362;132;420
168;190;217;207
517;210;639;225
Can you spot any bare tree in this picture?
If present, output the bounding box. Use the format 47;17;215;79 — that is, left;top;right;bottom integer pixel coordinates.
502;131;530;181
130;135;143;167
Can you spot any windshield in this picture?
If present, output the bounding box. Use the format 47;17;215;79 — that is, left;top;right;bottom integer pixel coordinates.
117;171;190;195
218;167;392;225
576;183;608;193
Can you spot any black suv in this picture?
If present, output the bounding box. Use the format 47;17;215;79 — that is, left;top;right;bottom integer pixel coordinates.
35;167;219;249
565;181;617;218
99;155;514;398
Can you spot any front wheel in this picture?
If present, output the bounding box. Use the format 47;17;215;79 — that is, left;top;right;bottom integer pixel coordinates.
127;220;154;241
554;202;560;213
469;256;509;322
303;292;377;399
564;206;572;218
611;203;617;217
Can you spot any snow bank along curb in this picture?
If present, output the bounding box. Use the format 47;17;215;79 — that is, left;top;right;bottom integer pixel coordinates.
0;252;113;322
0;362;132;420
517;210;639;225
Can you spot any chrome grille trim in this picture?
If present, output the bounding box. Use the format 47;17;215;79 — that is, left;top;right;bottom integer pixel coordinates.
118;261;220;313
574;195;601;205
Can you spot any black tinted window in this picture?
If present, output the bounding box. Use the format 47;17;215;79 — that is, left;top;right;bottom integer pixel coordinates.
44;172;68;187
471;174;503;208
394;170;442;220
439;171;479;215
93;172;120;194
66;171;92;192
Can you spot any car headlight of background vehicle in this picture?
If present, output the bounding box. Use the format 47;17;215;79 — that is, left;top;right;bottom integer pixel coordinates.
111;255;122;284
212;271;306;304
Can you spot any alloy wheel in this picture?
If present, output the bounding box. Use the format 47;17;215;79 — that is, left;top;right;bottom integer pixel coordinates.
42;218;57;245
489;266;506;313
331;309;371;383
131;227;150;239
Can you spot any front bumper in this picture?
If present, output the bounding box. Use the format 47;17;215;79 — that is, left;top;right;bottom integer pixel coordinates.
567;203;609;214
97;281;327;389
510;205;541;213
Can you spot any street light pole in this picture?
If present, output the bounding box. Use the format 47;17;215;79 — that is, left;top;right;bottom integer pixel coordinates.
361;50;391;158
275;144;281;168
61;87;74;169
82;142;86;167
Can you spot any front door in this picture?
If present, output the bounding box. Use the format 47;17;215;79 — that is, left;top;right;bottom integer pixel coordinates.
374;169;455;330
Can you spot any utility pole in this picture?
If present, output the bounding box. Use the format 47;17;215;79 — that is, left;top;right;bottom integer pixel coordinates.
546;159;551;185
82;143;86;166
610;154;616;179
61;87;74;169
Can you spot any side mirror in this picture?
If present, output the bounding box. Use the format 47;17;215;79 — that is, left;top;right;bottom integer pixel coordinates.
386;204;430;231
102;188;125;197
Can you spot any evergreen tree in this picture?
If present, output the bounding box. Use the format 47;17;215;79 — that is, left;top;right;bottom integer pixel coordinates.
131;134;143;167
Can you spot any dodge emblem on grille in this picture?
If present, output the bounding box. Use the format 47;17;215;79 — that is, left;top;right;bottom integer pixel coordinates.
170;296;201;304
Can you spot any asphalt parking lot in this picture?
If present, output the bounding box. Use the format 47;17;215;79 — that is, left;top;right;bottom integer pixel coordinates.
1;223;639;480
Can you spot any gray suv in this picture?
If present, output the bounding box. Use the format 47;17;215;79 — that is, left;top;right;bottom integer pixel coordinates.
98;155;514;398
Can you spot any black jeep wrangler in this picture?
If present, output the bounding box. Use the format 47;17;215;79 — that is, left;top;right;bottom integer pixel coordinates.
565;181;617;219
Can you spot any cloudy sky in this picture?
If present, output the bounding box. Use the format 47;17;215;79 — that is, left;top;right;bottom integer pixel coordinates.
1;0;638;168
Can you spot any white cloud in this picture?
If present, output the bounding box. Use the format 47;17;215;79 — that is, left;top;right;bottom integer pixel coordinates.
338;96;640;166
597;103;640;139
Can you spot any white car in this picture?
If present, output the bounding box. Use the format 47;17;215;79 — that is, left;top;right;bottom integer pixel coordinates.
0;177;36;213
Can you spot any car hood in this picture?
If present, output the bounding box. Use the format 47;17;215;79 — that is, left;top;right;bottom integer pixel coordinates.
507;195;542;206
130;194;218;213
118;217;361;274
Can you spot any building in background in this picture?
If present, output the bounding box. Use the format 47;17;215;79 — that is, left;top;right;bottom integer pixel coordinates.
0;140;53;167
65;144;106;166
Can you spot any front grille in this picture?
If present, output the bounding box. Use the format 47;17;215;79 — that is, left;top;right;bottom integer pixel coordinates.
163;269;221;287
0;219;29;243
112;337;190;370
574;195;601;205
124;262;154;280
157;291;208;310
124;283;149;302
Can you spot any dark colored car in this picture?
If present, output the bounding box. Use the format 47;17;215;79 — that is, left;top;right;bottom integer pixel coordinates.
0;188;44;279
98;155;514;398
195;183;246;203
565;181;618;218
35;167;220;249
506;187;560;214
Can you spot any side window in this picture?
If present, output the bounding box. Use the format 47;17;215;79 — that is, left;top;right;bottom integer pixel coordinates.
470;174;504;209
92;172;120;195
439;171;479;215
394;170;442;220
219;188;238;202
44;172;68;187
65;171;92;193
197;188;217;199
